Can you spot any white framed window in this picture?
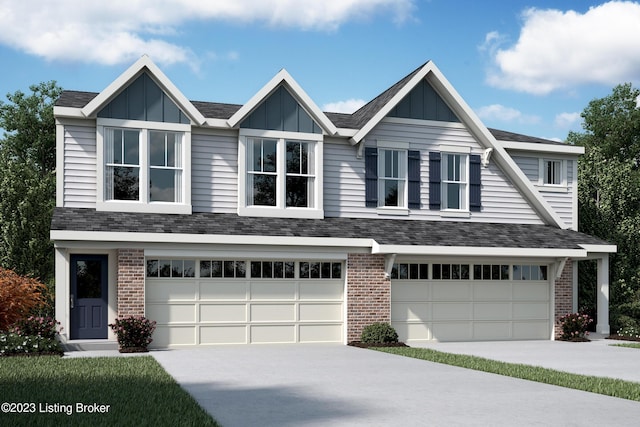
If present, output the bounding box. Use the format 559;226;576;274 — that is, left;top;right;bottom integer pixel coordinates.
97;118;191;214
239;129;323;218
543;159;562;185
441;153;468;210
378;149;407;208
538;158;568;191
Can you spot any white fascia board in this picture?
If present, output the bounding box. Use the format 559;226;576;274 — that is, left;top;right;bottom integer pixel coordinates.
579;244;617;253
334;128;358;138
81;55;206;125
350;62;435;145
500;140;585;155
371;242;586;258
54;106;85;119
50;230;373;249
204;118;231;128
227;69;338;136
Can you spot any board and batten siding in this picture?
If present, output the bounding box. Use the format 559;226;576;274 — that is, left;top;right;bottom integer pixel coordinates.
191;129;238;213
63;124;97;208
324;120;543;224
511;155;575;229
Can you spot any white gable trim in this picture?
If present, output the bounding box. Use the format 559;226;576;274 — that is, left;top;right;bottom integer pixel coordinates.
350;61;567;229
500;140;585;155
81;55;206;126
227;69;337;136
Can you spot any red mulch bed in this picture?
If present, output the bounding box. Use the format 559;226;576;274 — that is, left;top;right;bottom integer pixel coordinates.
348;341;409;348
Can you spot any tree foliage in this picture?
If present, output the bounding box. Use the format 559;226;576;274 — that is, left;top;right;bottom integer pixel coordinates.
0;81;61;283
568;83;640;330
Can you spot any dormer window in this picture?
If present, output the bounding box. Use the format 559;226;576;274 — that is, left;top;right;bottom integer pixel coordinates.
538;158;568;192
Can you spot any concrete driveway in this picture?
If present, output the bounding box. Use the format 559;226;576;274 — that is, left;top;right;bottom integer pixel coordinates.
151;341;640;427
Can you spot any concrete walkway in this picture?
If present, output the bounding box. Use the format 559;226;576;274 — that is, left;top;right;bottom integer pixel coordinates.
149;343;640;427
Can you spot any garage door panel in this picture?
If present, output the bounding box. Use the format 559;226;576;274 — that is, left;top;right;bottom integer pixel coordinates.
513;283;548;300
200;281;246;300
473;322;511;340
250;325;296;343
474;283;511;301
299;324;342;342
299;303;342;322
250;282;296;300
513;302;548;319
392;282;428;301
148;281;196;301
432;322;472;341
152;325;195;347
391;303;429;321
432;303;472;320
513;321;549;339
474;303;511;320
147;303;195;323
200;326;247;344
299;282;342;300
200;304;247;322
432;283;471;301
393;322;431;342
250;304;296;322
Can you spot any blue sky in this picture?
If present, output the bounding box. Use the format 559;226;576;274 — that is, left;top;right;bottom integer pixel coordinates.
1;0;639;141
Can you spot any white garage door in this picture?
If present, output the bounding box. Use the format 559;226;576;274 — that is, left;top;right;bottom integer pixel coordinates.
391;262;551;342
145;259;344;347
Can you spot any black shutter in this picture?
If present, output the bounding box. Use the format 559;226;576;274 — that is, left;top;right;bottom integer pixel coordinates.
429;152;441;210
469;154;481;212
365;147;378;207
408;150;421;209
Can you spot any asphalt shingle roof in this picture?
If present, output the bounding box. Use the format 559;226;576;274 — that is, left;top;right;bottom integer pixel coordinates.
51;207;609;249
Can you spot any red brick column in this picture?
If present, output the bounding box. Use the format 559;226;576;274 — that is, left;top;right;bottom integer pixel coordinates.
346;253;390;342
117;249;145;318
554;259;573;339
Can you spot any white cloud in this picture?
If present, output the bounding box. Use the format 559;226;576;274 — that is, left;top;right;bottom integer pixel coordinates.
475;104;540;124
555;112;582;129
322;99;367;113
0;0;414;67
485;1;640;94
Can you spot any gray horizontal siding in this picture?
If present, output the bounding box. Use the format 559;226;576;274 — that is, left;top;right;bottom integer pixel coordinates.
512;155;575;228
324;121;542;224
63;124;97;208
191;130;237;213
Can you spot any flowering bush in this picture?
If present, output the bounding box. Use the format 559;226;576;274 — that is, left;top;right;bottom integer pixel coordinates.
0;333;63;356
9;316;61;339
109;316;157;352
559;312;593;341
617;326;640;340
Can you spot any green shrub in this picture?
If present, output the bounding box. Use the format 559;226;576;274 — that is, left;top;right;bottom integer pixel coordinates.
361;322;398;344
109;316;157;350
9;316;61;339
558;312;593;341
0;333;63;356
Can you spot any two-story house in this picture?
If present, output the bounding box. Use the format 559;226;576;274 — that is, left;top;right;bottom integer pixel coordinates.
51;56;615;349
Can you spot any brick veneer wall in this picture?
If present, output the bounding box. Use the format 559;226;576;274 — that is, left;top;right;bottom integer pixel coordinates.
117;249;145;317
554;259;573;339
346;253;390;342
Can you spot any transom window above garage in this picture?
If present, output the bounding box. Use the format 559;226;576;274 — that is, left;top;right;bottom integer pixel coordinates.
513;265;548;280
146;259;343;280
474;264;510;280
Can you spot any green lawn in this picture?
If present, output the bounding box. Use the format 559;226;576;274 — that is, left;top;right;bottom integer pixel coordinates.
0;356;219;427
612;343;640;349
376;347;640;402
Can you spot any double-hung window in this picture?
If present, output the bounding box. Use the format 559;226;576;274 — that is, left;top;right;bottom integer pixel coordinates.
239;130;323;218
98;121;190;214
442;153;468;210
105;129;140;201
543;159;562;185
379;149;407;207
